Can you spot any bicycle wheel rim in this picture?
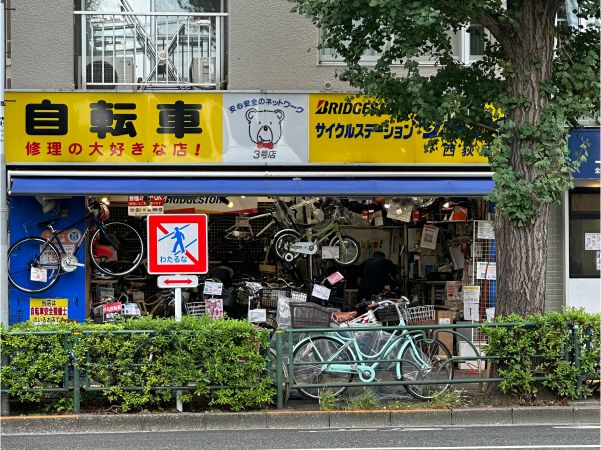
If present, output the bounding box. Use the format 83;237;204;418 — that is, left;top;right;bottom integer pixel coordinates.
8;238;61;293
398;337;453;400
293;336;352;400
91;222;144;277
331;236;359;265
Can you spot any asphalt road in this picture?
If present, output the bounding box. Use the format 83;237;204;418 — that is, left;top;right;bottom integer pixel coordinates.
2;424;599;450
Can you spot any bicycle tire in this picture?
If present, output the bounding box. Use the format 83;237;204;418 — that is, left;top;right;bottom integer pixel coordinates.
293;336;353;400
398;336;453;401
90;222;144;277
8;237;62;293
267;348;290;403
272;229;301;262
329;235;360;265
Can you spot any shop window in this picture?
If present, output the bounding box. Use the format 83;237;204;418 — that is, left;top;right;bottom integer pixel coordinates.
569;189;601;278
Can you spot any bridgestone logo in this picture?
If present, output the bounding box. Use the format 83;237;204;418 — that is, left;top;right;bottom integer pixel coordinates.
315;99;378;115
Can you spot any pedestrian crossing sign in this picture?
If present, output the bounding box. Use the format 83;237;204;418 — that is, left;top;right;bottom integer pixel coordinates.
147;214;208;274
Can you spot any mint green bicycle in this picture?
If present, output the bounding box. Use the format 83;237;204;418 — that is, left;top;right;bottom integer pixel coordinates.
292;299;453;400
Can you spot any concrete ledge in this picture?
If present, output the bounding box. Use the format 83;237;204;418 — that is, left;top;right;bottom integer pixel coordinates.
267;411;330;429
202;412;267;430
390;409;452;426
2;405;597;435
572;406;600;424
512;406;574;424
328;410;391;428
452;407;512;425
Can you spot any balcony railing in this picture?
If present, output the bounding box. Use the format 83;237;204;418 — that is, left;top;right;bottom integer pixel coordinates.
74;9;227;90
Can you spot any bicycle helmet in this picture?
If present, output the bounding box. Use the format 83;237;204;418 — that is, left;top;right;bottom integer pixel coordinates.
91;202;110;222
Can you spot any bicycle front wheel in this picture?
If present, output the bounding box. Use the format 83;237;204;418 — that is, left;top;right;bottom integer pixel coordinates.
8;237;61;293
91;222;144;277
329;235;360;265
398;336;453;401
272;229;301;262
293;336;353;400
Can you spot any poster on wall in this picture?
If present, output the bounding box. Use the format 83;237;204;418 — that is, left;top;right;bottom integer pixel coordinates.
420;224;439;250
585;233;601;251
476;262;496;280
341;227;401;264
222;93;308;164
29;298;68;323
128;195;165;216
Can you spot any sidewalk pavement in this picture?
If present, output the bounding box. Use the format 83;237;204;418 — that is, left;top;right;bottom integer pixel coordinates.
1;400;599;435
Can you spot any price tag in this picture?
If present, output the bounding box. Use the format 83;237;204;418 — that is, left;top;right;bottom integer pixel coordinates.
326;271;344;285
248;309;267;323
321;246;340;259
206;298;224;319
311;284;331;300
203;280;223;296
30;267;48;283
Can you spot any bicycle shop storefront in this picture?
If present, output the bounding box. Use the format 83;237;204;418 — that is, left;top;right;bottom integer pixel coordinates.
5;91;496;332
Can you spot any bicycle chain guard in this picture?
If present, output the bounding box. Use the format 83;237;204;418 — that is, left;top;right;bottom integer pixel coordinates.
287;241;318;255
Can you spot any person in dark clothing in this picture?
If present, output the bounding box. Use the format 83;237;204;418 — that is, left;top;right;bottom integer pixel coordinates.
357;251;401;309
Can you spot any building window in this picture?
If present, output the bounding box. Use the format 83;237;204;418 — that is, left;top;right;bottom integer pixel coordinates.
320;26;482;66
569;189;601;278
78;0;225;89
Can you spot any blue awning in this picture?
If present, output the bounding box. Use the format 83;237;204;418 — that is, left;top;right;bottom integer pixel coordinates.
10;177;494;196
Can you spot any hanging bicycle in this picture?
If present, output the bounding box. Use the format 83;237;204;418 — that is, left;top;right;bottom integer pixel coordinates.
272;200;360;265
8;201;144;293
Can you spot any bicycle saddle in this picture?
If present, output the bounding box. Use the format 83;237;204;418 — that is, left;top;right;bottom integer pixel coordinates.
38;219;56;228
332;311;357;324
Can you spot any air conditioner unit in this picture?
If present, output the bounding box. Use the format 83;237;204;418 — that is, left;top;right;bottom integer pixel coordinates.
189;57;216;84
85;57;135;89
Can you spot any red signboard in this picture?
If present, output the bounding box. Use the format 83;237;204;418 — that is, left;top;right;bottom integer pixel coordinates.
147;214;208;274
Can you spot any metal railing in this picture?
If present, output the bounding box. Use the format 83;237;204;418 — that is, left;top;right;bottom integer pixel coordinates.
74;7;227;90
0;322;597;413
272;321;598;409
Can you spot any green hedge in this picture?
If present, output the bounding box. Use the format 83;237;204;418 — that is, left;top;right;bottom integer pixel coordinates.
482;308;600;399
0;317;274;412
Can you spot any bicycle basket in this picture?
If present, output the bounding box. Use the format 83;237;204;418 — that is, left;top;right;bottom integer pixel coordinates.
373;304;401;325
289;302;339;328
258;288;292;309
400;305;435;325
185;302;206;316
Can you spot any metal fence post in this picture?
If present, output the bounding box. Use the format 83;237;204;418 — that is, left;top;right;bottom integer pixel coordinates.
71;331;81;413
573;324;582;399
275;329;284;410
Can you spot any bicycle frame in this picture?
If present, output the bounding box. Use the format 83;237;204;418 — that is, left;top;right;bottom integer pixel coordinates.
298;324;429;383
34;213;103;267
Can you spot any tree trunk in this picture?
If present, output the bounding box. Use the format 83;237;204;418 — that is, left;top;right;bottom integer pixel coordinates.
495;206;549;316
493;1;559;317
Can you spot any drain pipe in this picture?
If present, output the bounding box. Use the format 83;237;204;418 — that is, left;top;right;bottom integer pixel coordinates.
0;0;11;416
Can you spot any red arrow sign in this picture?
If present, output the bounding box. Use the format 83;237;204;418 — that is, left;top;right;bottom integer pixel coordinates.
157;275;199;289
164;278;193;285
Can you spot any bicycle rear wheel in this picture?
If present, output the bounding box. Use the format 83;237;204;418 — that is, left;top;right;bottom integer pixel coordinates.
293;336;353;400
90;222;144;277
398;336;453;400
8;237;61;293
329;235;360;265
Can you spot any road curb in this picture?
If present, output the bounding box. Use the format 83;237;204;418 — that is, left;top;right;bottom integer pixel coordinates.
1;406;599;435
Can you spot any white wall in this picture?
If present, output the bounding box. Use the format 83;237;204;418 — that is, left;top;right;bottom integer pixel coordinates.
567;278;600;313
